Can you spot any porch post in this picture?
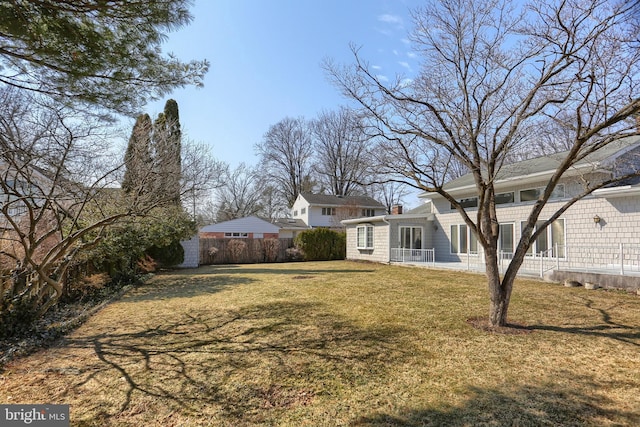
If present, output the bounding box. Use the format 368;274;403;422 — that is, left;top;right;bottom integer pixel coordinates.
620;243;624;275
540;252;543;278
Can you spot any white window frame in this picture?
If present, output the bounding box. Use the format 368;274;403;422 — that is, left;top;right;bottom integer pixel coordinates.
224;232;248;238
399;226;423;249
450;224;478;255
521;218;566;258
356;224;374;249
498;222;515;255
362;208;375;217
322;207;336;216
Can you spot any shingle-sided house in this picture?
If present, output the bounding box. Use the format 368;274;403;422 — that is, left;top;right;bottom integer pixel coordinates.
343;135;640;287
291;193;387;229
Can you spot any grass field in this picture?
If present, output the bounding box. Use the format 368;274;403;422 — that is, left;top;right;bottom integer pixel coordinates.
1;261;639;426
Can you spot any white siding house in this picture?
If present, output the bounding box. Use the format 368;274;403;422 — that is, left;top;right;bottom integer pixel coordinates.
291;193;386;228
343;136;640;289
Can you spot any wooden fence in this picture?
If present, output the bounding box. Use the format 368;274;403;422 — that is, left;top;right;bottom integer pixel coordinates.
199;238;296;265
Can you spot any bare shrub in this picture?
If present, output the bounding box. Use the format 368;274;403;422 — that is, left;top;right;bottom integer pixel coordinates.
227;239;247;263
263;238;280;262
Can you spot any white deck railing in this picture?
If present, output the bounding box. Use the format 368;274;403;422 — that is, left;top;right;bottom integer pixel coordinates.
390;248;435;265
392;244;640;277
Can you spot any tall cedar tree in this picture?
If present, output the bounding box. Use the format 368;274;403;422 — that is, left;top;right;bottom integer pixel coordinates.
122;114;153;195
153;99;182;205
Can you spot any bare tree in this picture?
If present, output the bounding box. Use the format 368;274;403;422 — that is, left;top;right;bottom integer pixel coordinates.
0;90;139;315
181;140;226;221
326;0;640;327
255;117;316;206
311;107;371;196
214;163;266;222
368;181;411;214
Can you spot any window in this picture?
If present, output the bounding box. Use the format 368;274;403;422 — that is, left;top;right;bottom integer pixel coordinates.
450;224;478;254
356;224;374;249
451;197;478;210
322;207;336;216
301;207;306;214
499;223;514;255
495;192;514;205
224;232;248;238
399;226;422;249
362;209;375;217
293;210;298;216
520;184;565;202
521;219;565;257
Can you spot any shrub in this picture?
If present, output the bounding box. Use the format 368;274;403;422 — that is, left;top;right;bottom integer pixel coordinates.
263;238;280;262
227;239;247;263
285;246;305;262
146;240;184;268
294;228;346;261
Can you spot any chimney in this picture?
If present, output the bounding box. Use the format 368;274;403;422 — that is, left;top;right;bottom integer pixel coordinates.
391;204;403;215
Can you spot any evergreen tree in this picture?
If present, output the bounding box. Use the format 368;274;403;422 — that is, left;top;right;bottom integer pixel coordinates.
0;1;208;114
152;99;182;205
122;114;153;195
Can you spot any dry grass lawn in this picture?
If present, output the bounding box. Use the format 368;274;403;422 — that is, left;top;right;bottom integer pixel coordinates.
1;261;639;426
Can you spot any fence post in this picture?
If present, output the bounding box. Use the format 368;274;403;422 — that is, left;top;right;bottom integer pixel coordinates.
540;252;543;278
620;243;624;276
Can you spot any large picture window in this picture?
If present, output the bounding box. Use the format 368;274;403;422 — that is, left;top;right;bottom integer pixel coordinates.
356;224;374;249
521;219;565;257
400;226;422;249
450;224;478;254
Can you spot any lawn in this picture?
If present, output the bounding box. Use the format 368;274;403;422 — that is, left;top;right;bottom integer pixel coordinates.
1;261;639;426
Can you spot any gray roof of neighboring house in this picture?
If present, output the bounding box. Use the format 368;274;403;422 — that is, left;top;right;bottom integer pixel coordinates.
441;135;640;192
271;218;310;230
200;216;280;233
405;202;432;215
299;192;385;208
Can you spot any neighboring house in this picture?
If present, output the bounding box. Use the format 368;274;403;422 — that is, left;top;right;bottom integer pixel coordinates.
270;217;310;239
343;135;640;288
291;192;387;229
199;216;280;239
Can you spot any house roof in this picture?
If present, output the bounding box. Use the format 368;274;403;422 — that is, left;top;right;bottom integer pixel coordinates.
406;202;432;215
200;216;280;234
426;135;640;196
271;218;310;230
299;192;385;208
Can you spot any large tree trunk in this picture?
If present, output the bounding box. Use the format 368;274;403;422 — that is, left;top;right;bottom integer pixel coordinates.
484;245;511;327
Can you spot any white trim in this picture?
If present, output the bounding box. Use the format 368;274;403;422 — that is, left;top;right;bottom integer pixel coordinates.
593;185;640;198
356;224;374;249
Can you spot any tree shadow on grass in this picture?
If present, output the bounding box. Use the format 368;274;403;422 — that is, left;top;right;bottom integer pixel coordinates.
170;263;376;277
120;274;258;302
355;381;639;426
528;296;640;347
62;300;414;425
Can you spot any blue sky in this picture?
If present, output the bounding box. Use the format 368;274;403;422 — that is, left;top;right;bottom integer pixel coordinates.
145;0;424;169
